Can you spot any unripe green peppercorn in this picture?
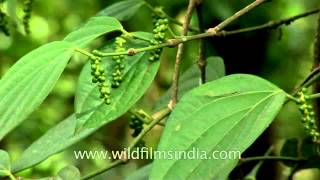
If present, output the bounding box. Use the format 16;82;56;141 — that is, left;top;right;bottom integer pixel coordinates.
295;89;320;142
0;9;10;36
111;35;127;88
89;56;111;105
148;12;169;62
23;0;33;34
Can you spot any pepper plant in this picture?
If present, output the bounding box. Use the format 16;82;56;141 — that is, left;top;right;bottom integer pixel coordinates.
0;0;320;179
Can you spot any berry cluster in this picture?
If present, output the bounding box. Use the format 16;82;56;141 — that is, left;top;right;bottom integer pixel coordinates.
111;36;126;88
90;56;111;105
149;13;168;62
296;88;320;142
129;114;144;137
0;9;10;36
23;0;33;34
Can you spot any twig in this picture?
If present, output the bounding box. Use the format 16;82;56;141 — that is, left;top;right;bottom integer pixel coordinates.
93;8;320;58
292;66;320;95
243;146;273;180
220;7;320;37
81;108;171;180
195;0;206;85
207;0;268;34
239;156;306;165
171;0;197;107
128;110;165;126
308;92;320;99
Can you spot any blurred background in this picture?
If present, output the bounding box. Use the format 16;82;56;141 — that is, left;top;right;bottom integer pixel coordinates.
0;0;320;179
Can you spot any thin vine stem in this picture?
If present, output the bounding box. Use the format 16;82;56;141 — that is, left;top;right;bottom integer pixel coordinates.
207;0;268;34
74;48;96;59
220;7;320;37
195;0;206;85
81;108;171;180
239;156;306;164
128;110;165;126
171;0;197;108
79;8;320;59
308;93;320;99
243;146;273;179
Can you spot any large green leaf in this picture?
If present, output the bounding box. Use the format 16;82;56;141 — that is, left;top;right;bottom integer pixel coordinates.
0;41;74;141
64;16;123;48
154;56;225;111
12;34;159;172
96;0;146;21
150;74;287;180
11;115;95;173
0;150;11;177
75;37;160;129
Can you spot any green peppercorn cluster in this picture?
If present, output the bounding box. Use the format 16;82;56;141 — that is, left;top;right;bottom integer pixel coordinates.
129;114;144;137
0;9;10;36
111;36;126;88
296;88;320;142
90;56;111;105
23;0;33;34
149;13;168;62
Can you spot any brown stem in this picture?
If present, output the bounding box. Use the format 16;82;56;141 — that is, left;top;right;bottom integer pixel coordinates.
92;8;320;58
196;0;206;85
220;7;320;37
171;0;197;107
207;0;268;34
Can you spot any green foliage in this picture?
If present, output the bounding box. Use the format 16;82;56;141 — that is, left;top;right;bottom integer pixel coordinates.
0;41;74;141
150;74;287;180
96;0;145;21
1;0;320;179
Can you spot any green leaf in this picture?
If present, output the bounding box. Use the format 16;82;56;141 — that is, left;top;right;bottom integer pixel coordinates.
126;164;152;180
150;74;287;180
11;114;95;173
0;41;74;141
57;165;81;180
0;150;11;177
96;0;145;21
12;35;159;173
75;37;159;129
154;56;225;111
64;16;123;48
